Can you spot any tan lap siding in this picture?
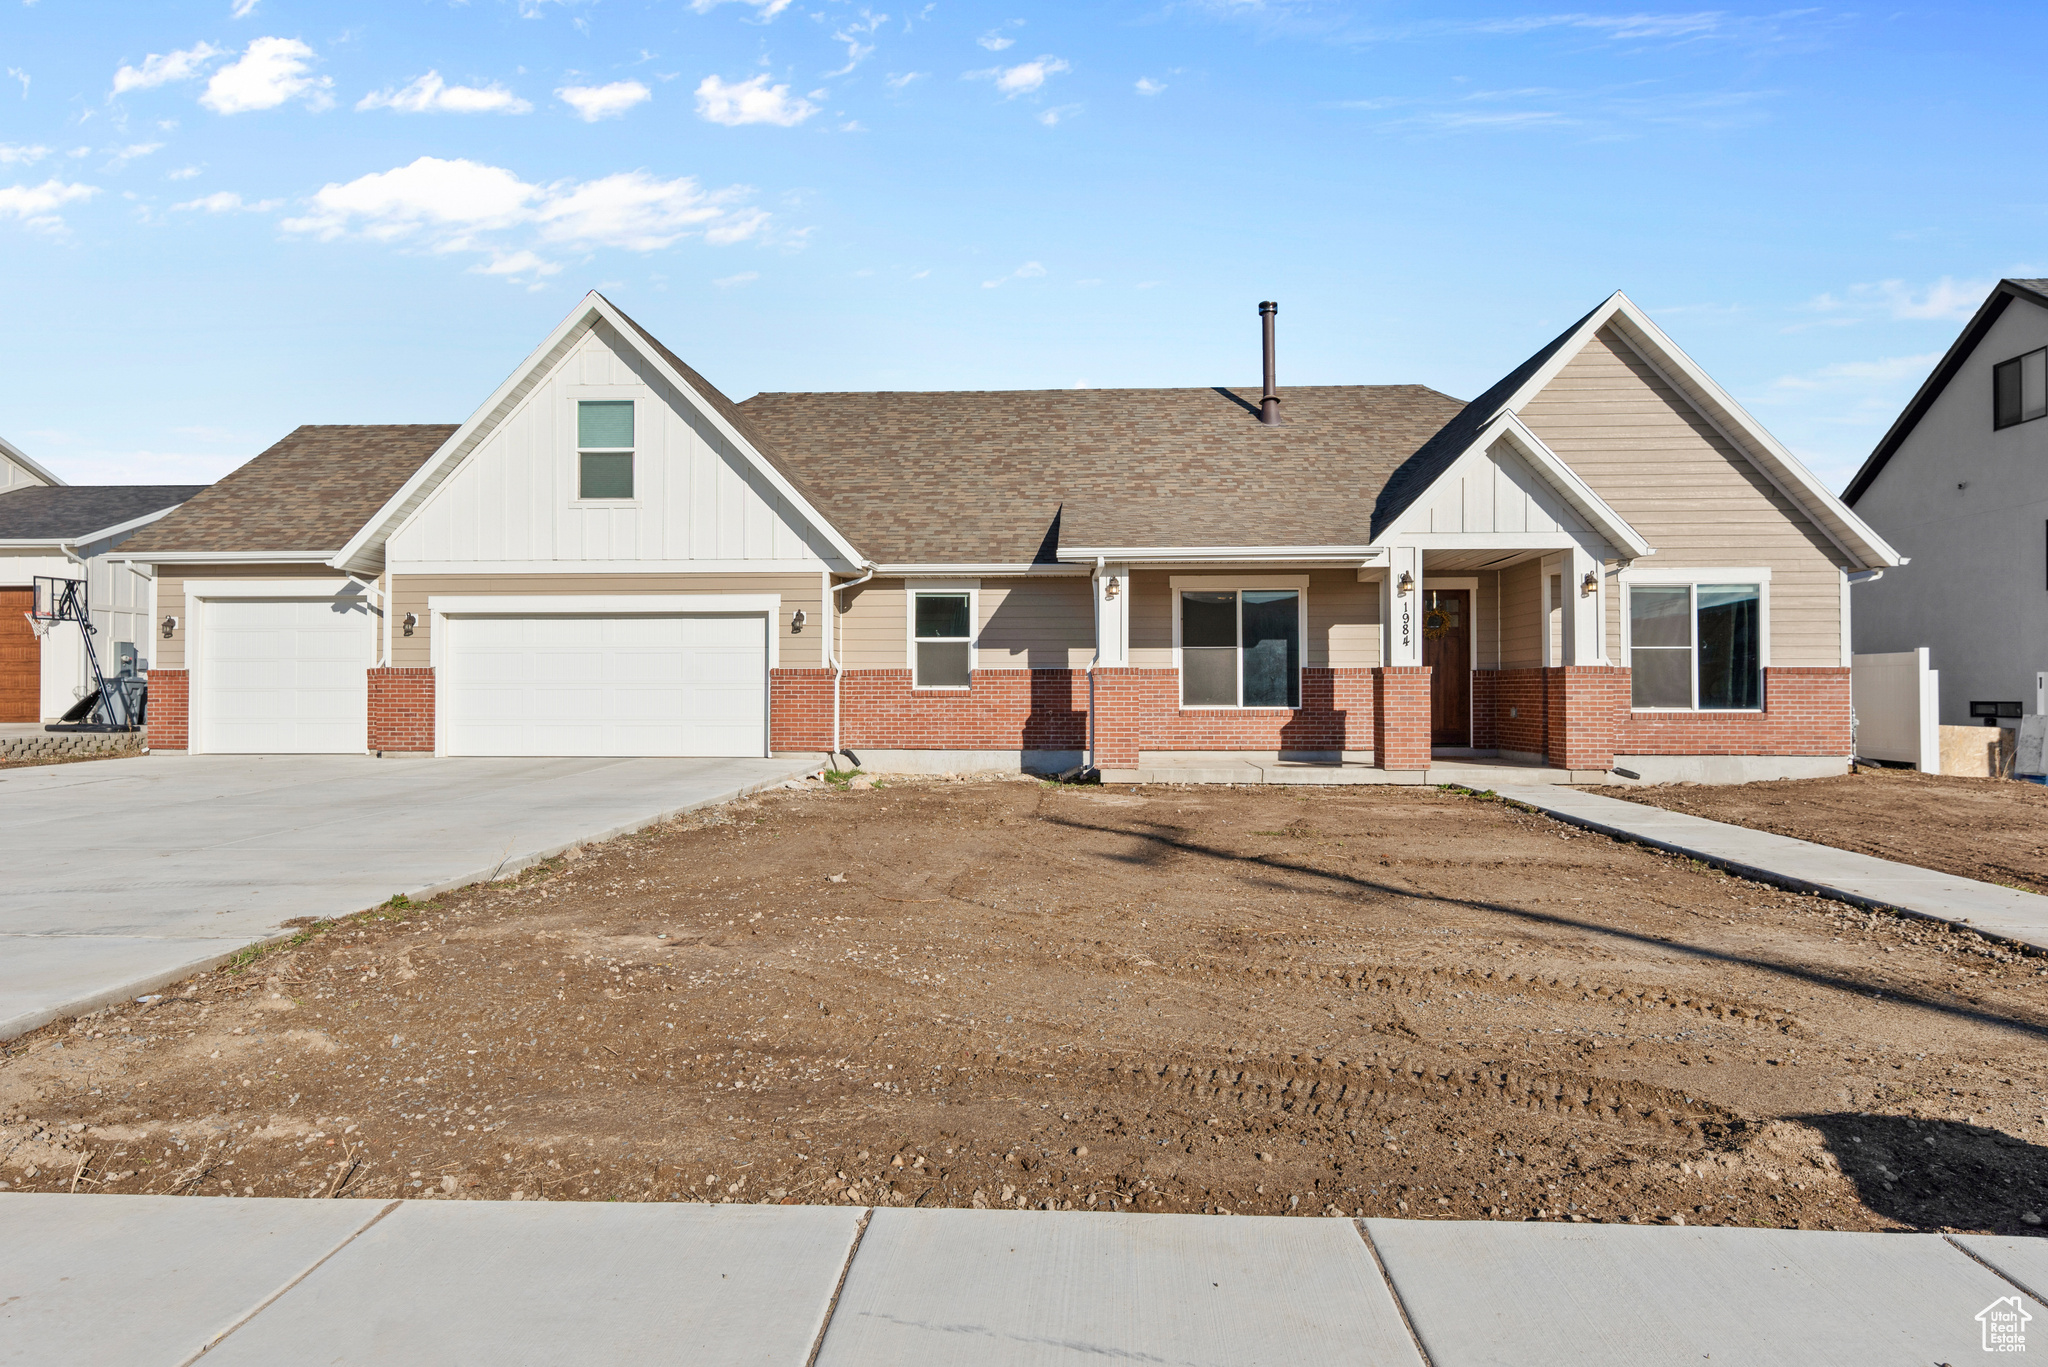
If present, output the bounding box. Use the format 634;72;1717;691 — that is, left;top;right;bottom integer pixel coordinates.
1498;560;1543;668
390;573;824;669
977;578;1093;669
837;578;906;669
1518;327;1849;667
154;563;349;671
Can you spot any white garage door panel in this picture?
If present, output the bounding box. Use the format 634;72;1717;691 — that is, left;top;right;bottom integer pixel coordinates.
200;599;372;754
444;613;766;757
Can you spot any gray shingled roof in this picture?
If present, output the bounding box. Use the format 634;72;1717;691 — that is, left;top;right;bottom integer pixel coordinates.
0;485;205;541
120;425;456;556
737;384;1468;563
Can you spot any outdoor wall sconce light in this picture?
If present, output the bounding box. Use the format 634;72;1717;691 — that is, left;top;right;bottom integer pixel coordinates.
791;608;807;633
1104;577;1120;599
1580;570;1599;597
1397;571;1414;596
160;615;178;638
402;612;418;637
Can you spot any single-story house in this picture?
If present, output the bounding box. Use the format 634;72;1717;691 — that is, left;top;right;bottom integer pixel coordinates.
116;290;1900;782
1843;277;2048;728
0;434;203;723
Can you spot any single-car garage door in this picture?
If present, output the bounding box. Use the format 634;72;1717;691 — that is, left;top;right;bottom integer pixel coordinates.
441;612;767;757
198;598;374;753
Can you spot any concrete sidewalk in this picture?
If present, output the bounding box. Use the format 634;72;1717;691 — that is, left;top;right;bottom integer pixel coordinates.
2;1194;2041;1365
1494;784;2048;952
0;754;810;1042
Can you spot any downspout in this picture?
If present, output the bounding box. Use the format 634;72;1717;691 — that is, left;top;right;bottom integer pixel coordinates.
829;566;876;765
1086;556;1105;773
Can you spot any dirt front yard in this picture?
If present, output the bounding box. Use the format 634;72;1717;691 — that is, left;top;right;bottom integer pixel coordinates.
1592;766;2048;897
4;777;2047;1235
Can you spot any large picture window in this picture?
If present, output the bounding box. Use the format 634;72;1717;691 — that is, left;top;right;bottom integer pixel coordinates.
1180;589;1300;707
1995;348;2048;430
1628;582;1762;710
578;400;635;499
913;591;972;687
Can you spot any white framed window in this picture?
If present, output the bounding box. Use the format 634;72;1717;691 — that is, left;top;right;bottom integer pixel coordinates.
1622;568;1769;711
1995;348;2048;430
1170;575;1307;708
577;399;635;500
908;581;976;688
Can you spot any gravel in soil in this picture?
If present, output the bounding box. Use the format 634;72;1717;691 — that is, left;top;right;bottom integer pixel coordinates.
5;778;2048;1235
1591;766;2048;897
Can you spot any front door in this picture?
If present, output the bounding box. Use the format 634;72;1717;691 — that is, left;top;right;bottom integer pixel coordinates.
1423;588;1470;747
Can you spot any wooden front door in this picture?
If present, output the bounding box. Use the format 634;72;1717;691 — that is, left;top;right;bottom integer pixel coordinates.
1422;588;1470;747
0;588;38;724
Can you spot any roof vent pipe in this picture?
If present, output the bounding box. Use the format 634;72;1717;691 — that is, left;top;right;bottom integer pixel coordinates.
1258;301;1280;426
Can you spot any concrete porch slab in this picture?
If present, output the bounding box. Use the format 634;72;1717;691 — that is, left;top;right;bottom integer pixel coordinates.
0;1192;387;1367
813;1206;1424;1367
1365;1219;2027;1367
199;1200;863;1367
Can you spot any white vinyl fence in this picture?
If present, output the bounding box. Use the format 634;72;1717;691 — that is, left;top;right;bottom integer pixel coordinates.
1851;648;1940;773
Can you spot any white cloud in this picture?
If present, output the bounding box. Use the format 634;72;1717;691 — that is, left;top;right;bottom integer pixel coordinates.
201;38;333;114
0;179;97;232
884;71;925;90
1805;277;1992;324
168;164;203;180
826;10;886;77
695;74;817;126
557;80;651;121
282;155;769;276
471;249;561;278
108;142;163;166
981;260;1046;288
1772;352;1945;393
231;0;261;16
7;68;28;100
359;71;533;115
714;270;759;287
172;189;282;212
112;43;224;96
1037;104;1079;126
0;143;48;165
967;56;1069;98
978;20;1023;50
1135;77;1166;95
687;0;795;17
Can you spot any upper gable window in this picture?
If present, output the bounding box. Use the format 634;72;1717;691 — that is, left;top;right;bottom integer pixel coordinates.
577;400;635;499
1994;348;2047;429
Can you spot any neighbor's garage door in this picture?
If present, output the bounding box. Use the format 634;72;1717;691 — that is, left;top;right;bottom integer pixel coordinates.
0;587;37;723
199;598;373;753
441;613;767;757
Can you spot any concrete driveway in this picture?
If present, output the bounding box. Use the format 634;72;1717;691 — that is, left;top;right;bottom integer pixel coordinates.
0;753;810;1040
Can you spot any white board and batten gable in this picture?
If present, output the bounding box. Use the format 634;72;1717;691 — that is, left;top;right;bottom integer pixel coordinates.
1381;420;1639;560
374;301;857;576
0;435;60;496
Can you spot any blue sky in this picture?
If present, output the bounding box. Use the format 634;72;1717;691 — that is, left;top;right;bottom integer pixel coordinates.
0;2;2036;494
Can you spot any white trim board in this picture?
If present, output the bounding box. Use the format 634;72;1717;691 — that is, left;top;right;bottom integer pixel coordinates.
389;559;832;576
183;578;368;600
426;593;782;616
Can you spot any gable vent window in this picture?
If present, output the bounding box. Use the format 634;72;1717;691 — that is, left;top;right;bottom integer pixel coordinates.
1994;348;2048;430
913;592;973;687
578;400;635;499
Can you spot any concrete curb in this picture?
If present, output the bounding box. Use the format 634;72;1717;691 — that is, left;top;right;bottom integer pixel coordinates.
0;761;812;1044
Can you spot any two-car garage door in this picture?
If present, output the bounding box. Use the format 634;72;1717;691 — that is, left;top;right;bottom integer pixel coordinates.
440;612;767;757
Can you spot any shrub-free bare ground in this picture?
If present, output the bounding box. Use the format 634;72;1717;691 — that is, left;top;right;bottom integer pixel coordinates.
4;778;2046;1235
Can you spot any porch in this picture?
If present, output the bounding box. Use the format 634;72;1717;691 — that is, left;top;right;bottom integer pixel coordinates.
1104;751;1619;786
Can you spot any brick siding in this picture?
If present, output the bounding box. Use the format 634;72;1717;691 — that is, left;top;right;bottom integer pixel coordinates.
145;669;187;751
1086;666;1380;768
769;668;836;754
831;669;1090;755
1372;666;1432;771
368;668;435;753
1618;666;1850;756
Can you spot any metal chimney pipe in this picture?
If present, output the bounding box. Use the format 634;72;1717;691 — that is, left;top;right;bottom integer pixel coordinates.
1258;301;1280;425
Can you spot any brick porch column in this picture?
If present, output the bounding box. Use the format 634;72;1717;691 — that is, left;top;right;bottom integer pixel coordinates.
1547;665;1624;772
1088;666;1147;770
1373;666;1432;771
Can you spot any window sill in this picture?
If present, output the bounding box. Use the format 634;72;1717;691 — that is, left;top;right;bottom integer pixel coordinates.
571;499;640;507
1629;707;1765;715
912;685;972;692
1179;704;1300;712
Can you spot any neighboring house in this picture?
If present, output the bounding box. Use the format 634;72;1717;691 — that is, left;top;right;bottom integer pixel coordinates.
0;434;203;723
117;290;1899;781
1844;278;2048;727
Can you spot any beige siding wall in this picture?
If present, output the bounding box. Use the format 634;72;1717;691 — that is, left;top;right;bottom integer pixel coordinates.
390;572;824;669
836;577;906;669
1498;559;1544;668
1519;327;1850;667
1129;568;1382;670
154;563;348;670
978;578;1093;668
